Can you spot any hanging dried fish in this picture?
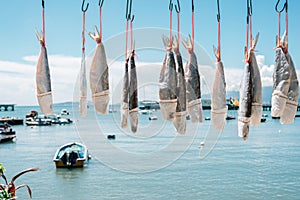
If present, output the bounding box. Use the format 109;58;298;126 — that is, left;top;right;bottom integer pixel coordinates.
182;35;203;123
35;0;53;115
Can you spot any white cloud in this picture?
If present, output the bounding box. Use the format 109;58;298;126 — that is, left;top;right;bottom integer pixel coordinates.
1;53;299;106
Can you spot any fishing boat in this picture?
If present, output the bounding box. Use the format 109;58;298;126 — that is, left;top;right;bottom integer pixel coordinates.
25;117;51;126
149;115;158;120
0;123;16;143
60;109;70;115
53;142;89;168
0;117;24;125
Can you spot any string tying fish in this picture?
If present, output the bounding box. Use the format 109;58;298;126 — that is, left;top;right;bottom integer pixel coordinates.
99;0;104;42
81;0;89;52
275;0;288;52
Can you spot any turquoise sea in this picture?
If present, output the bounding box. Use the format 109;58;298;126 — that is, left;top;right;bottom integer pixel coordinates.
0;105;299;199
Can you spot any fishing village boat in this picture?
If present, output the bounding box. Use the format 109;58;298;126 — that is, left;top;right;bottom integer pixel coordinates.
0;117;24;125
53;142;89;168
0;123;16;143
149;115;158;120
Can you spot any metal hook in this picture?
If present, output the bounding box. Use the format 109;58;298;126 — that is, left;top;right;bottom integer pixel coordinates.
192;0;194;12
42;0;45;8
216;0;220;22
82;0;89;12
126;0;133;21
99;0;104;8
275;0;287;13
247;0;252;16
169;0;173;11
175;0;180;13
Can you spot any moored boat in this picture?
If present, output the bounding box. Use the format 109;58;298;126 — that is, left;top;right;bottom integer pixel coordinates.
0;123;16;143
53;142;89;168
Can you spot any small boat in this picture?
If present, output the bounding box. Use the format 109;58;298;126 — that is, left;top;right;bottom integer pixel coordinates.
53;142;89;168
0;117;24;125
0;135;16;143
261;118;266;123
0;123;16;143
25;117;51;126
262;113;268;117
149;115;158;120
107;134;116;140
205;116;211;120
60;109;70;115
226;115;236;120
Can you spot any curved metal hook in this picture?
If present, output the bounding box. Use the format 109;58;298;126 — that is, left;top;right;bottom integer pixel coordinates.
42;0;45;8
169;0;173;11
275;0;287;13
131;15;135;22
192;0;194;12
216;0;220;22
82;0;89;12
175;0;180;13
126;0;133;21
99;0;104;8
247;0;252;16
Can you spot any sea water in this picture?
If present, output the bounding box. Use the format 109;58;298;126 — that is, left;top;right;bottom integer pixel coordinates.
0;105;299;199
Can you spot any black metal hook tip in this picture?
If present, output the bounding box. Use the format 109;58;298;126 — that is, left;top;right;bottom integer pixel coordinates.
169;0;173;11
192;0;194;12
175;0;180;13
82;0;89;12
275;0;287;13
99;0;104;8
216;0;220;22
42;0;45;8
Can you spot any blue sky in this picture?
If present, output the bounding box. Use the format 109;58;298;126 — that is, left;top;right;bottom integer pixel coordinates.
1;0;299;66
0;0;299;105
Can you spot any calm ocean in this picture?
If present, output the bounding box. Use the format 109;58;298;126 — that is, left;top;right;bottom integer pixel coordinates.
0;105;299;199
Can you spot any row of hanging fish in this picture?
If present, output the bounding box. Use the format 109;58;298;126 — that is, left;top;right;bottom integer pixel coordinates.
271;33;299;124
159;0;203;135
121;0;139;133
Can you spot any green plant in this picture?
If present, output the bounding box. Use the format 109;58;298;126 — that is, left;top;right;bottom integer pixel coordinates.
0;164;39;199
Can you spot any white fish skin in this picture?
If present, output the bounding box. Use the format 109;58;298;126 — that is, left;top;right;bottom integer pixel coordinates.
159;35;177;121
89;27;109;114
173;36;187;134
182;35;203;123
211;61;227;130
271;48;290;117
280;52;299;124
80;52;87;117
249;51;262;126
129;52;138;133
238;62;253;140
36;33;53;115
121;61;129;128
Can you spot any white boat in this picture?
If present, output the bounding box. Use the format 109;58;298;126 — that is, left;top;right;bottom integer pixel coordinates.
60;109;70;115
53;142;89;168
149;115;158;120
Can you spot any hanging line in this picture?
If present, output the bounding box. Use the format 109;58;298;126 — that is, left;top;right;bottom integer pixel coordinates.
216;0;221;62
275;0;288;49
169;0;173;48
99;0;104;42
192;0;195;50
42;0;45;45
129;0;134;53
248;0;253;49
82;0;89;52
125;0;130;60
175;0;180;49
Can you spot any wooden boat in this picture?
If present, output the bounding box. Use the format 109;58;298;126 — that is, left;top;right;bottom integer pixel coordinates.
25;117;51;126
149;115;158;120
0;117;24;125
261;118;267;122
53;142;89;168
226;115;236;120
0;124;16;143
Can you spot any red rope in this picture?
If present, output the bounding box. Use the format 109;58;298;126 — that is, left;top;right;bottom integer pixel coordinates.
249;16;253;49
130;20;133;52
100;7;103;41
277;12;281;47
82;12;86;52
285;10;288;52
177;12;180;49
125;21;128;60
217;21;221;62
42;7;45;45
169;10;173;47
192;11;194;50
